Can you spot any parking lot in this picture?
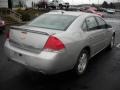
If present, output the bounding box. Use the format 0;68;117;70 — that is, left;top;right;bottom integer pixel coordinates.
0;13;120;90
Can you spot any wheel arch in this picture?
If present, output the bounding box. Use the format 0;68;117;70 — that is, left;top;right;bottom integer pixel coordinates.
72;46;91;75
82;46;91;59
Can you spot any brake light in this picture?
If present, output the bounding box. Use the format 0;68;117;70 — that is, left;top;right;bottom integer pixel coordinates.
44;36;65;51
5;32;9;39
2;21;5;25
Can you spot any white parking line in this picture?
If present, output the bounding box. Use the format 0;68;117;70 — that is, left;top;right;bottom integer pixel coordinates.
116;44;120;48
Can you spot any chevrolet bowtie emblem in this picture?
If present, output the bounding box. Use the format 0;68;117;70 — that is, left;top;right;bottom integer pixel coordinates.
21;31;27;39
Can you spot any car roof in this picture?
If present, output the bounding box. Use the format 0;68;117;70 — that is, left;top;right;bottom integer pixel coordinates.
47;10;96;17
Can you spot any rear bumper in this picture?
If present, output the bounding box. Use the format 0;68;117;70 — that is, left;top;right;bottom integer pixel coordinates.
4;40;71;74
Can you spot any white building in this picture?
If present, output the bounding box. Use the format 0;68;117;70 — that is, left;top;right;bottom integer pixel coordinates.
0;0;26;8
0;0;8;8
13;0;26;8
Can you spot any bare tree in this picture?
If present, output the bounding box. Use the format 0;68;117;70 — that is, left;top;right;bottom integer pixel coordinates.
37;0;48;9
18;0;23;8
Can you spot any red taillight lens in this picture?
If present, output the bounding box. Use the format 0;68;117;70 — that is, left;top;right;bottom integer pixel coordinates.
0;21;5;25
44;36;65;51
5;32;9;39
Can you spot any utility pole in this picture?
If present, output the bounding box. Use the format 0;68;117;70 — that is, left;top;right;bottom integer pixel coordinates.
98;0;99;6
113;0;116;9
25;0;28;8
72;0;73;3
118;0;120;9
8;0;13;10
89;0;90;5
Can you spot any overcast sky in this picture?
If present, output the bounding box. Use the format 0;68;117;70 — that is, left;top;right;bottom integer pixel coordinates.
26;0;118;6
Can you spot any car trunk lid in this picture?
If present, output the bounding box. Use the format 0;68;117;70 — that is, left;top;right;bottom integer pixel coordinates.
9;25;63;51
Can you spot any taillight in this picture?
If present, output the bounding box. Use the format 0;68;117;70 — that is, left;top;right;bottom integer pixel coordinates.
2;21;5;25
5;32;9;39
44;36;65;51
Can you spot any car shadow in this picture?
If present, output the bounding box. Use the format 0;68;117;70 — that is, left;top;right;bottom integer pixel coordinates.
15;49;112;90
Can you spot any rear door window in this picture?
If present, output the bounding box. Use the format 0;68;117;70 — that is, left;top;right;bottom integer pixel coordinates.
86;17;98;31
95;17;106;29
82;20;88;31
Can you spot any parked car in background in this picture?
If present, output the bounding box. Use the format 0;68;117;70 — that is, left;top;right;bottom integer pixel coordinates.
86;8;105;17
4;11;115;75
48;0;69;9
79;6;105;17
79;6;90;12
105;9;115;14
0;17;5;32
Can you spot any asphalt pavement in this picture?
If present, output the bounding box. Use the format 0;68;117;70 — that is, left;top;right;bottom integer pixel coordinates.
0;17;120;90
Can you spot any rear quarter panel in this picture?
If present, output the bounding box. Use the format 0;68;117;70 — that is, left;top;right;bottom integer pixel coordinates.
54;16;89;69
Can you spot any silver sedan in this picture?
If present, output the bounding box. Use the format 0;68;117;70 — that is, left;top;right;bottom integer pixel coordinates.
4;11;115;75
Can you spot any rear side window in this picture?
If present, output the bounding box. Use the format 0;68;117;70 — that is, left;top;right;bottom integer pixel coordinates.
86;17;98;31
95;17;106;29
28;14;77;31
82;21;88;31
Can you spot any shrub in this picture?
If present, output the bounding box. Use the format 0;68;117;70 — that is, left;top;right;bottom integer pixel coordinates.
21;13;31;21
16;9;31;21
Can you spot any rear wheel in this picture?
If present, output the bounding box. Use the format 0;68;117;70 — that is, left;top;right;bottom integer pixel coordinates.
107;35;115;50
73;49;89;76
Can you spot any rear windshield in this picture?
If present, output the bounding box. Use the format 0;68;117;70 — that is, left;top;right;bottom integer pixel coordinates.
28;14;77;31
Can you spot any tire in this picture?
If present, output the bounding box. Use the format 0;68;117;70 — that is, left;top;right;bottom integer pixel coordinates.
107;35;115;50
73;49;89;76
